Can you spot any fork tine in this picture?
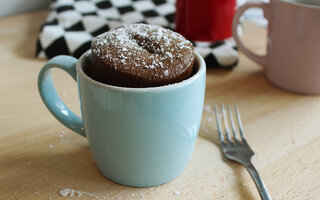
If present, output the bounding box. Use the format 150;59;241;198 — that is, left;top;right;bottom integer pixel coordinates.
214;105;224;143
221;104;232;143
227;104;239;142
234;104;245;141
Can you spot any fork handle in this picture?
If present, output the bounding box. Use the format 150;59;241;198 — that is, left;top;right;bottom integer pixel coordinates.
244;161;272;200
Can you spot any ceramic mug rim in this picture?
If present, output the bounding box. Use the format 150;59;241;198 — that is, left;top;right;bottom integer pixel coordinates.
281;0;320;9
77;50;206;93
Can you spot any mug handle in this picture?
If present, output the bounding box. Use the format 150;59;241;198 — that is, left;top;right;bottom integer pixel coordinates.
232;1;269;67
38;55;86;137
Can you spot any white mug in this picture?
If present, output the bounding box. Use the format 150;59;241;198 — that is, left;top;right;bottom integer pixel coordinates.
233;0;320;94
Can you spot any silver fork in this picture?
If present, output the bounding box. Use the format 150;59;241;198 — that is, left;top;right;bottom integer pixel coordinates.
214;104;272;200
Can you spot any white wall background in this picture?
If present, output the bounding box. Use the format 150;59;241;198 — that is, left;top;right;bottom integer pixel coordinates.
238;0;269;26
0;0;51;17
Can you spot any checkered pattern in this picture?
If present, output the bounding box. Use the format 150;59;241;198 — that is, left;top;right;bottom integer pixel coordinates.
36;0;238;68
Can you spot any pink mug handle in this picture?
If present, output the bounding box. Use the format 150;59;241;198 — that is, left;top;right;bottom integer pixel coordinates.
232;1;269;68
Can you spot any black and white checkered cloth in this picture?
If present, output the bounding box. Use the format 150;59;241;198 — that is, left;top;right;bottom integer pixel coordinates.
36;0;238;68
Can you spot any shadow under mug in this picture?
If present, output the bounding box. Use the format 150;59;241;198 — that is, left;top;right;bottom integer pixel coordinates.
233;0;320;94
38;51;206;187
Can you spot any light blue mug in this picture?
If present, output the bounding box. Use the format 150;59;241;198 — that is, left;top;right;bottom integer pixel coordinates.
38;50;206;187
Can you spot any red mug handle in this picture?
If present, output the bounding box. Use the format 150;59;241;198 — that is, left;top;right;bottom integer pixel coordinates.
232;1;270;68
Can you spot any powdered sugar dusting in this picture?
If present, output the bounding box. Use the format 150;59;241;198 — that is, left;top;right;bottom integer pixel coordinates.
58;188;107;199
59;189;71;197
91;24;194;79
163;70;169;77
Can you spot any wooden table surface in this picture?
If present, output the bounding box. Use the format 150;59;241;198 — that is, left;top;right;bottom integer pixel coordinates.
1;10;320;200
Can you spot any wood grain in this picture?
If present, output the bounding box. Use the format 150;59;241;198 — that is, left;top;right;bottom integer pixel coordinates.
0;10;319;200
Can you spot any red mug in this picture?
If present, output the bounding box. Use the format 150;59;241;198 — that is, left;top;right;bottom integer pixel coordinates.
175;0;236;42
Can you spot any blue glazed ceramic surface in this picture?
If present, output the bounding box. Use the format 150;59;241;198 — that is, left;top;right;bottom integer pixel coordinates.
38;51;206;187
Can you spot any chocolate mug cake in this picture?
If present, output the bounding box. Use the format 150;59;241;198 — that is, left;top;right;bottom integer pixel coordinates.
85;24;195;88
